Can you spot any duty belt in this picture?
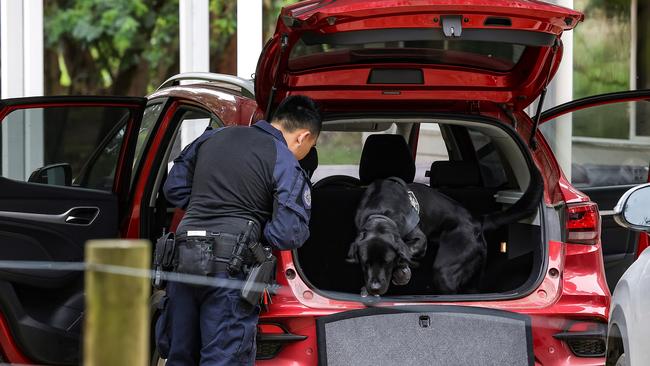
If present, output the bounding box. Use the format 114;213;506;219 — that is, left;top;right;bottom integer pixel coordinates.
175;231;247;276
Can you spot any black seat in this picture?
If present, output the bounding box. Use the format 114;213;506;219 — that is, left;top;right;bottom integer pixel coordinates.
359;134;416;185
427;160;499;216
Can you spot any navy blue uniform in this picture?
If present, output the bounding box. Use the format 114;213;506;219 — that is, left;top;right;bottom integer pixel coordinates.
158;120;311;365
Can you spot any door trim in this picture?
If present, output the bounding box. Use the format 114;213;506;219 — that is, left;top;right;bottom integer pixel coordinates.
540;89;650;123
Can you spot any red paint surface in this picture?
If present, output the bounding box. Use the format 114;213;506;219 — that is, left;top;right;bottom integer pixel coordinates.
0;313;31;364
256;0;580;114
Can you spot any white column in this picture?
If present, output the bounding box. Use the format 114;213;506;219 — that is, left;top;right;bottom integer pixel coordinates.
1;0;44;180
23;0;44;179
629;0;638;138
237;0;262;79
545;0;574;180
179;0;209;73
1;1;25;180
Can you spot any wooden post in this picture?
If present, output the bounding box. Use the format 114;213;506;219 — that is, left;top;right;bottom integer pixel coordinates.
84;240;151;366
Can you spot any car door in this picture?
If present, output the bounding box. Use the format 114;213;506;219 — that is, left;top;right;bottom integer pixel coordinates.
540;90;650;291
0;96;145;365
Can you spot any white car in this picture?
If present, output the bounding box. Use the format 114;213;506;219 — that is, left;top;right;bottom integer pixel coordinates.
607;183;650;366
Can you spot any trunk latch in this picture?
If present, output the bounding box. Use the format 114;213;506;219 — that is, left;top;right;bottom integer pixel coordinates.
442;15;463;37
419;315;431;328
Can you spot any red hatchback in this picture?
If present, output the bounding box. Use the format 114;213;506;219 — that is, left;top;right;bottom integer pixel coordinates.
0;1;648;365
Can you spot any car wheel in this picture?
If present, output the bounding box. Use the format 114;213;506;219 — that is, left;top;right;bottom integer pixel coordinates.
606;324;625;366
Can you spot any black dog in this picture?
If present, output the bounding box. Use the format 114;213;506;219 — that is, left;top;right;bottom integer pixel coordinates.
347;177;428;296
347;167;543;297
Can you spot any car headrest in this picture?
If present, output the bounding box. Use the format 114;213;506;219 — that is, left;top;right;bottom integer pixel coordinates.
427;161;482;187
299;147;318;179
359;134;415;185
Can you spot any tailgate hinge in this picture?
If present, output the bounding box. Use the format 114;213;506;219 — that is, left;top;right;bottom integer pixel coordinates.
265;33;290;121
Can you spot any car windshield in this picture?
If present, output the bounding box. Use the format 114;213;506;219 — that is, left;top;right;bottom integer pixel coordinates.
289;29;529;72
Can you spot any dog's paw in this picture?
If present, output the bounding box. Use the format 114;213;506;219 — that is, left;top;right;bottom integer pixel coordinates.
391;266;412;286
360;287;369;297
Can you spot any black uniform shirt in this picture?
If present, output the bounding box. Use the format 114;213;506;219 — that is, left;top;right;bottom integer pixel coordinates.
163;121;311;249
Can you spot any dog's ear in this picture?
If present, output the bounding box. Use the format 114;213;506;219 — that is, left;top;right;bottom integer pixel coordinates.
346;240;360;264
393;234;416;267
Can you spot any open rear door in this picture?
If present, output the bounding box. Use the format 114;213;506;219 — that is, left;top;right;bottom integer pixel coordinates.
541;90;650;291
0;96;145;364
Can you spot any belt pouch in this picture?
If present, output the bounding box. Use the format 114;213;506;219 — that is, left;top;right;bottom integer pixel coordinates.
176;239;212;276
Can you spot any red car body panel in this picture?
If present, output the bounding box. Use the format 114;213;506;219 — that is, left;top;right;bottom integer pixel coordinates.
0;314;31;364
255;0;580;114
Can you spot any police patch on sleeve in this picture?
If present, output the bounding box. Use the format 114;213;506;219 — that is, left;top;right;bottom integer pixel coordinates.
303;186;312;208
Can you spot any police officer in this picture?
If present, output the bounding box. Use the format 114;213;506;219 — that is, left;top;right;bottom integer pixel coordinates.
160;95;321;365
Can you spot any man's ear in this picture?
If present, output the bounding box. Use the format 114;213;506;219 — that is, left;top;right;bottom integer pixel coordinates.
297;130;312;146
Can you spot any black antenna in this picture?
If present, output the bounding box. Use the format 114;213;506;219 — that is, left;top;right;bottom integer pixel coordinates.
265;34;289;121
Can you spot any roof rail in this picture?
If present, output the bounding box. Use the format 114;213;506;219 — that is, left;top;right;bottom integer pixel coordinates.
156;72;255;97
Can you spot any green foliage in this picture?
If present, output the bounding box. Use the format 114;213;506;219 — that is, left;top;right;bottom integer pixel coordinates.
263;0;298;41
44;0;181;94
317;132;363;165
43;0;296;95
585;0;630;18
572;0;631;138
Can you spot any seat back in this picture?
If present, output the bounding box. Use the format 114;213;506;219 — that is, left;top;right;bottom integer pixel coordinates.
359;134;415;185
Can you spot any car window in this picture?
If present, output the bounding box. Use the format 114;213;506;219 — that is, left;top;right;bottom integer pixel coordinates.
290;30;527;72
467;128;509;188
542;100;650;188
311;125;397;182
0;106;132;191
415;123;449;184
166;108;223;172
131;102;165;186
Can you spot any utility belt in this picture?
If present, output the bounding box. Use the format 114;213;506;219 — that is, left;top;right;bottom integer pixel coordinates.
153;221;276;306
175;231;242;275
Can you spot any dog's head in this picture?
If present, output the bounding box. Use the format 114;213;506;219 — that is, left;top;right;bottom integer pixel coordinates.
346;216;415;296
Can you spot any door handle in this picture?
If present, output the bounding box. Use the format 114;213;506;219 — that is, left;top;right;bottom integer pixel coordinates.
64;207;100;226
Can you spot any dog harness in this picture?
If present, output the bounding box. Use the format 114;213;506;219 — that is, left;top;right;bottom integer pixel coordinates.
384;177;421;236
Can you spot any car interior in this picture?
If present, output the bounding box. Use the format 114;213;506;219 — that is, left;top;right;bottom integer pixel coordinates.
293;117;544;299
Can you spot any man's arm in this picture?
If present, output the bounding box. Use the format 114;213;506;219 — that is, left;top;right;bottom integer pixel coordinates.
263;146;311;250
163;128;218;209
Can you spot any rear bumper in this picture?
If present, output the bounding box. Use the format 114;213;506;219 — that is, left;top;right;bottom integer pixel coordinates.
257;308;607;366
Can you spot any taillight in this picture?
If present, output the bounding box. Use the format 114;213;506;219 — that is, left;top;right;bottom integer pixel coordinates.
566;202;600;245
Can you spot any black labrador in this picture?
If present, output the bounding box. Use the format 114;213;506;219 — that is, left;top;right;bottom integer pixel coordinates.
347;167;543;297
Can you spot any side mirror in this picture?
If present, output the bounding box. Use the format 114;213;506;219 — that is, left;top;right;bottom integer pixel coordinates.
28;163;72;186
614;183;650;232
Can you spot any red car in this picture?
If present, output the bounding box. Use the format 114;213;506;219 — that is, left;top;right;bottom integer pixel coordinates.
0;1;648;365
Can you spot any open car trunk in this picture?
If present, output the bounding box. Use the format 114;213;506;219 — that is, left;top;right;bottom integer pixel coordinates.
293;115;544;300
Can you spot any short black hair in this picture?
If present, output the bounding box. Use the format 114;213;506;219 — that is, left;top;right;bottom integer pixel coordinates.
271;95;322;135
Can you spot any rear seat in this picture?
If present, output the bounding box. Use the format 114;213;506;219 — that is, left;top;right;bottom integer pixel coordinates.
427;160;500;216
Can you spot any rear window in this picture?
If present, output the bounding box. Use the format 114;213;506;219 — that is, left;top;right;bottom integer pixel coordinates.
289;29;530;72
